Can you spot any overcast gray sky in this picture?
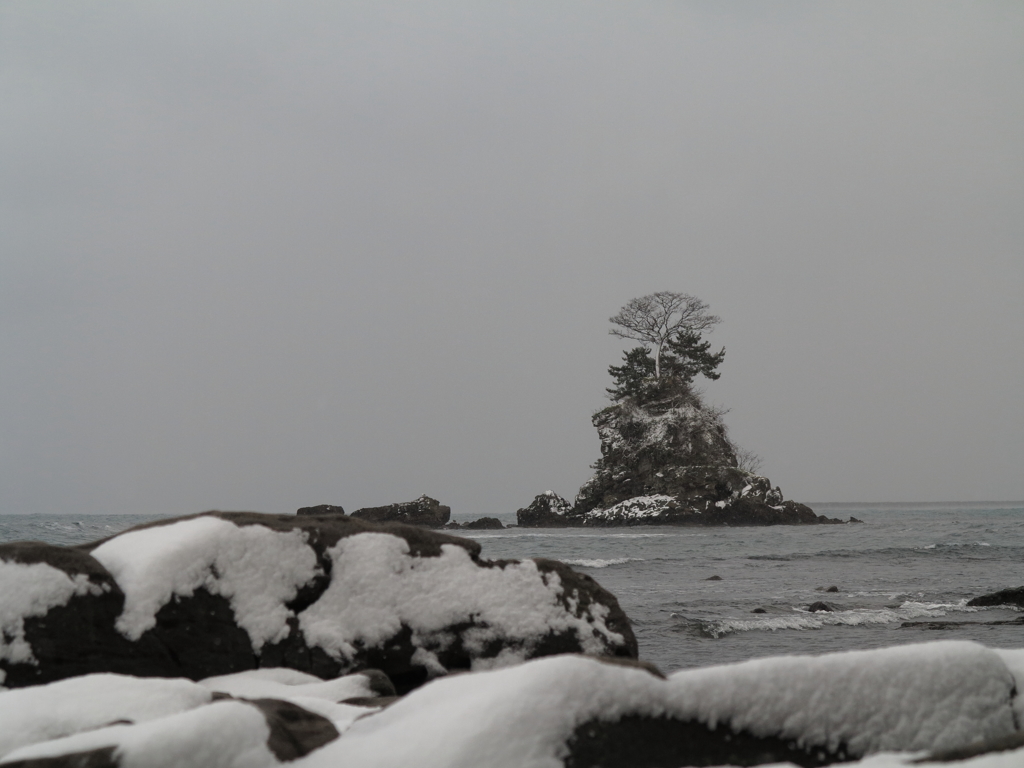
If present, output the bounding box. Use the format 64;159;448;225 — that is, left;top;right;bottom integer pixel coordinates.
1;1;1021;516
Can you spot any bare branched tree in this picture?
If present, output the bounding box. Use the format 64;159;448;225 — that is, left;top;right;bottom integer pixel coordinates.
734;446;764;475
609;292;721;378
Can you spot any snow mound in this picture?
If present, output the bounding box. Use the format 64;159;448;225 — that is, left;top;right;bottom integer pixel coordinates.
298;534;623;669
1;643;1020;768
994;648;1024;724
0;699;277;768
199;669;380;703
293;654;662;768
91;516;320;649
0;673;212;758
292;641;1018;768
0;560;106;673
665;640;1016;755
197;668;386;734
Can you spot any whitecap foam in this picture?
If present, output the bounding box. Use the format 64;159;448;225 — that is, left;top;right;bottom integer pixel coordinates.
563;557;640;569
700;599;982;638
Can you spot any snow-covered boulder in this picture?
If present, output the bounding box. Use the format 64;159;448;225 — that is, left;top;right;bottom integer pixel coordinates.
0;512;635;692
0;541;174;688
516;491;579;527
2;643;1021;767
350;495;450;528
294;641;1021;768
0;668;391;765
0;673;214;758
0;697;342;767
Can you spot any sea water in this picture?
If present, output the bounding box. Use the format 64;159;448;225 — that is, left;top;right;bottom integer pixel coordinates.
2;503;1021;674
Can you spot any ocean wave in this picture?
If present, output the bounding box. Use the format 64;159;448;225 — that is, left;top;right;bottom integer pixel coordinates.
695;600;981;639
747;543;1016;562
563;557;641;569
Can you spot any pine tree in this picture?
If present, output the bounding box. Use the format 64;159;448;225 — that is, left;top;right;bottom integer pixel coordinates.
606;346;656;401
661;329;725;385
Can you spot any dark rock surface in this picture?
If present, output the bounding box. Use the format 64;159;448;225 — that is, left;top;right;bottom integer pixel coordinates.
249;698;340;760
353;669;397;697
967;586;1024;609
901;617;1024;630
564;714;846;768
1;512;635;692
0;541;176;688
350;495;450;528
807;602;835;613
296;504;346;516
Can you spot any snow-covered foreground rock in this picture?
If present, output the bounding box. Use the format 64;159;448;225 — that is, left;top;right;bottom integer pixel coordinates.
0;669;379;766
1;642;1022;767
294;641;1021;768
0;512;635;691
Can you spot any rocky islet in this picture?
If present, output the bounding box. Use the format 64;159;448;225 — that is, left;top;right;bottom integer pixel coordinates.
512;386;852;528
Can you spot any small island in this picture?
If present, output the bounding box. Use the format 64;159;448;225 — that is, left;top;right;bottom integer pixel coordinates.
517;292;852;527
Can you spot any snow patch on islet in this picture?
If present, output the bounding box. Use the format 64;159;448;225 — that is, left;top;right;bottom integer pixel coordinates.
585;494;678;522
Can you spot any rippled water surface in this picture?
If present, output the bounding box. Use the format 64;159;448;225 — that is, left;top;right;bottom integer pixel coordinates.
461;503;1024;671
3;503;1022;673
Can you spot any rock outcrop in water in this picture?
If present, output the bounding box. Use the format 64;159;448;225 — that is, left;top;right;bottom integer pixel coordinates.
517;386;843;527
968;587;1024;609
0;511;635;692
350;495;451;528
